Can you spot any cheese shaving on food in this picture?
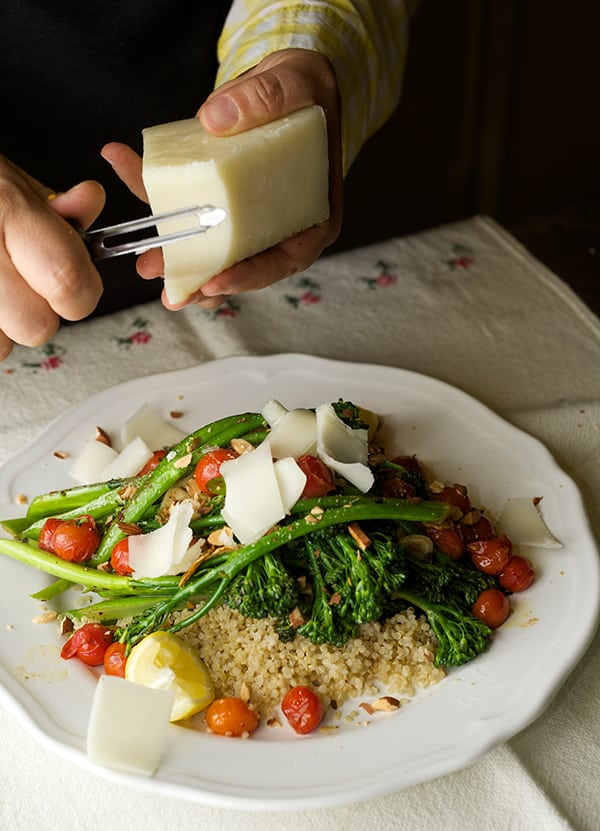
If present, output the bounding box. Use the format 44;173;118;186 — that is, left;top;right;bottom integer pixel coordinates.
315;403;374;493
499;498;562;548
100;436;154;481
268;408;317;459
121;404;186;449
219;441;308;545
128;501;204;578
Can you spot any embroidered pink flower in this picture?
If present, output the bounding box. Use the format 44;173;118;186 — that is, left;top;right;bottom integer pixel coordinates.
454;256;473;269
284;276;322;308
376;271;398;287
21;342;66;371
130;331;152;345
116;317;153;347
204;298;240;319
216;307;237;318
299;290;320;305
360;260;399;290
445;244;475;271
41;355;63;370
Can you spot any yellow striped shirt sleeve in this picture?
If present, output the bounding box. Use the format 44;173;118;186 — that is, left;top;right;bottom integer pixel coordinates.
215;1;416;174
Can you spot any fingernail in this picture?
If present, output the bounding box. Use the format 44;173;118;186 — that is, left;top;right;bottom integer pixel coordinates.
202;96;239;131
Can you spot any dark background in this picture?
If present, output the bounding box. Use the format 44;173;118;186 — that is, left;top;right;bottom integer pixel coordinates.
329;0;600;314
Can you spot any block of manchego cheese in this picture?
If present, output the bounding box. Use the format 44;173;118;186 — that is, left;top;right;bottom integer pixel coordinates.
142;105;329;304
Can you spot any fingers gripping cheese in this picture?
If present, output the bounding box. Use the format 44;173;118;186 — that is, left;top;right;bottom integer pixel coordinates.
142;105;330;304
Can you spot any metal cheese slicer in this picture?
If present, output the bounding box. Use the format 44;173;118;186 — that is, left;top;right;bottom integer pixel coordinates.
80;205;227;260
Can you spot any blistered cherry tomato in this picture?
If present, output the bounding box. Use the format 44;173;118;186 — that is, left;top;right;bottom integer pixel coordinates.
205;697;259;736
60;623;113;666
281;685;323;734
467;536;512;575
110;537;132;576
296;455;336;498
137;449;167;476
499;555;535;592
44;516;101;562
103;641;128;677
461;513;494;543
429;484;471;516
472;589;510;628
425;525;464;560
378;457;419;499
38;518;61;552
390;455;424;478
194;448;237;494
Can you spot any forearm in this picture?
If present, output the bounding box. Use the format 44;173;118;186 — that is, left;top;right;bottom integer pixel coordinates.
216;1;416;173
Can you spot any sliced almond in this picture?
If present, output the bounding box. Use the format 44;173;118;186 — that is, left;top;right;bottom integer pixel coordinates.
370;696;401;712
95;426;112;446
230;438;255;455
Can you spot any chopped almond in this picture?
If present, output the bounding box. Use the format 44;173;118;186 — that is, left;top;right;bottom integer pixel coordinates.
348;522;371;550
359;696;400;714
289;606;305;628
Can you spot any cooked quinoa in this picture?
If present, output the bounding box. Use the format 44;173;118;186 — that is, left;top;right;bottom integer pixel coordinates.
173;604;446;720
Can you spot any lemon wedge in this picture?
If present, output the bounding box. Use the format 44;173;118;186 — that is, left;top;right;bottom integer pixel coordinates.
125;631;214;722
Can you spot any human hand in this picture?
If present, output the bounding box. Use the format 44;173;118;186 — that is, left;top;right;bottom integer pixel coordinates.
103;47;342;311
0;156;105;360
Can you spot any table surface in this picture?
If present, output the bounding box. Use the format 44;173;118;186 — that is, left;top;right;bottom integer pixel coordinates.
1;216;599;831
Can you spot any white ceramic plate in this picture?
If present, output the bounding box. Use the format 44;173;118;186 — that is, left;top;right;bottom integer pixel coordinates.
0;354;598;810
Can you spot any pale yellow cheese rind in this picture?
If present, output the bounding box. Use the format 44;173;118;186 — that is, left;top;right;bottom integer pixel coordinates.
142;105;330;304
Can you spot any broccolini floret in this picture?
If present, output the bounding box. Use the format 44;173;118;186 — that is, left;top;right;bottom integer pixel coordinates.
293;524;407;639
295;533;358;647
405;551;495;607
393;588;492;667
224;551;300;620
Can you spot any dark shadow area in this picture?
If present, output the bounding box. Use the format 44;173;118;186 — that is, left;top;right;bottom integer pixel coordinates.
330;0;600;315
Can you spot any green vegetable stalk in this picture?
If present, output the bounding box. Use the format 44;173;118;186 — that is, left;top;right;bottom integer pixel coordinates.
116;497;449;647
90;411;266;565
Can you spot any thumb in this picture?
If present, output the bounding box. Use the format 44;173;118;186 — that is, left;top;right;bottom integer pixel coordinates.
198;51;322;136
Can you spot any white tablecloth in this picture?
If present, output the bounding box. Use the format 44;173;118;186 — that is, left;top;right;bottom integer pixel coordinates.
1;216;599;830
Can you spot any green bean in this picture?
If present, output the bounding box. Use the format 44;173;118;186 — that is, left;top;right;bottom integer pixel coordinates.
90;411;266;565
25;480;126;520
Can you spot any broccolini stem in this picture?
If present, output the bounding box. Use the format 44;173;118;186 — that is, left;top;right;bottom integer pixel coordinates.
17;488;128;541
64;595;167;624
25;480;125;520
118;496;449;646
0;538;136;593
30;577;73;601
0;538;180;596
291;494;445;520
